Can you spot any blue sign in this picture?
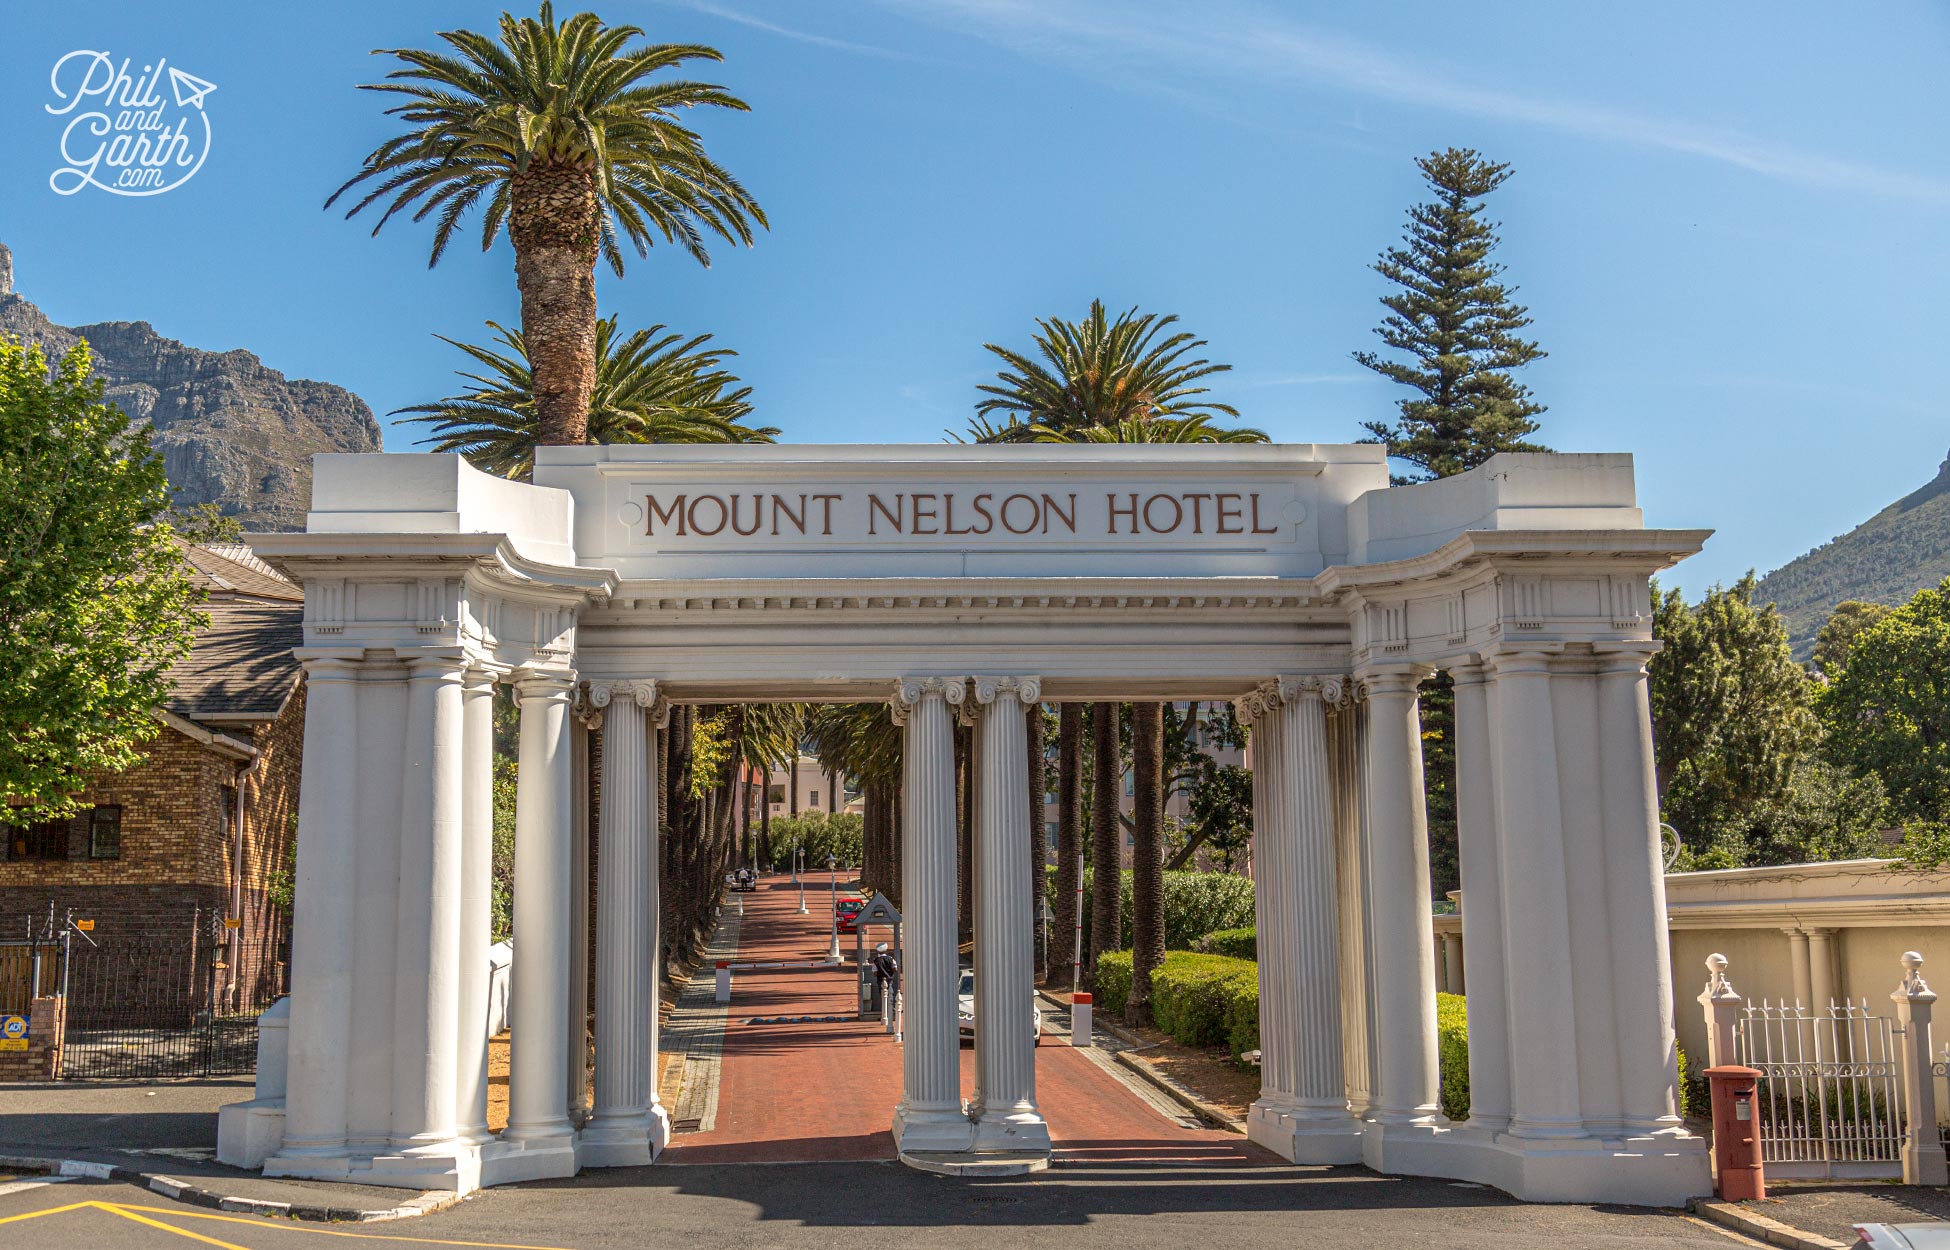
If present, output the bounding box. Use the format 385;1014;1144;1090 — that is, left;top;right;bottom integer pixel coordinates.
0;1015;27;1040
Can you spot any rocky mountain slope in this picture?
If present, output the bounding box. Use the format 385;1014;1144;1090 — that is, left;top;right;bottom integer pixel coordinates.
1756;449;1950;657
0;242;380;530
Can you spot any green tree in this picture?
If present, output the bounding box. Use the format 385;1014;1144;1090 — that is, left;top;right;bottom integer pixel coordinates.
330;4;765;448
0;339;203;824
963;301;1240;443
1355;148;1549;482
399;317;776;479
1819;580;1950;823
1810;599;1892;679
1650;574;1819;851
1710;758;1891;869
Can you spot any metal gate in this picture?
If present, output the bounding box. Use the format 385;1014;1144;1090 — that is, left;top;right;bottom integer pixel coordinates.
1738;999;1905;1179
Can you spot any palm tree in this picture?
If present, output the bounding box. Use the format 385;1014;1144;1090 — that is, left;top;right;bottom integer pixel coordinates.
805;704;904;900
397;317;777;480
960;300;1239;443
1127;702;1165;1025
329;4;766;447
1025;413;1267;444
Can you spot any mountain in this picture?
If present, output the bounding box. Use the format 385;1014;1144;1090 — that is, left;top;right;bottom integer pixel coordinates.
1755;449;1950;658
0;242;381;531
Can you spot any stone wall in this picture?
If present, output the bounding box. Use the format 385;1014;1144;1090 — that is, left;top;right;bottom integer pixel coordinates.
0;997;64;1081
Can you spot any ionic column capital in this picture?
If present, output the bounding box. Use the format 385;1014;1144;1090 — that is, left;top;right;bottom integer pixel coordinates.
890;676;967;726
1236;675;1341;723
973;675;1042;707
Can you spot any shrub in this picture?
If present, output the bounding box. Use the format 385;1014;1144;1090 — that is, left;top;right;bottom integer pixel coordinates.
1094;951;1134;1018
1436;992;1469;1121
1198;927;1257;960
1093;949;1259;1057
1054;866;1255;954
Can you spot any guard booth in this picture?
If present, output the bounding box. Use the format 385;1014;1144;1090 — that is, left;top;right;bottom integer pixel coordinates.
853;895;902;1022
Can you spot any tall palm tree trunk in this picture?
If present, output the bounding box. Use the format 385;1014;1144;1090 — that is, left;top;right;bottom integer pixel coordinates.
1088;703;1123;985
509;164;601;447
1053;704;1082;988
759;787;772;871
1128;703;1165;1025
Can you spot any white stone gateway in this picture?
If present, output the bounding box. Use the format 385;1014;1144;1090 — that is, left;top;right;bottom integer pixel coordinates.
224;442;1712;1204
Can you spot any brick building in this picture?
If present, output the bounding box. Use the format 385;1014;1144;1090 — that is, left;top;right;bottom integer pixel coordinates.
0;543;305;1001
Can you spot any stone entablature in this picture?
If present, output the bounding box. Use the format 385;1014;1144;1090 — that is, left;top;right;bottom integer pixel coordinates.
237;442;1716;1207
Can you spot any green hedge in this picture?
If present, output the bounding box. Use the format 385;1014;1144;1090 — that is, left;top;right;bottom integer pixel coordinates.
1092;950;1259;1057
1198;927;1257;960
1053;867;1255;954
1437;992;1469;1121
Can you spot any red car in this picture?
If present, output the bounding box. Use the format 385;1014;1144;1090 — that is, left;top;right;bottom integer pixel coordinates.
834;896;867;934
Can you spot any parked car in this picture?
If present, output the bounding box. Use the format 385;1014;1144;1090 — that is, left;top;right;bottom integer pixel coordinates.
957;969;1042;1045
727;868;757;892
835;895;866;933
1855;1225;1950;1250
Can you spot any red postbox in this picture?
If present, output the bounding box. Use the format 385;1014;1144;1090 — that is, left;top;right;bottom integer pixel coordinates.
1707;1064;1765;1201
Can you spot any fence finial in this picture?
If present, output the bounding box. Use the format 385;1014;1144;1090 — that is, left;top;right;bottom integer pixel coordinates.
1900;951;1934;999
1704;952;1739;1001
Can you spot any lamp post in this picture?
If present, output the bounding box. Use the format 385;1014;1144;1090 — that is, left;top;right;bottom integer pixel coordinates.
826;853;841;960
795;842;808;914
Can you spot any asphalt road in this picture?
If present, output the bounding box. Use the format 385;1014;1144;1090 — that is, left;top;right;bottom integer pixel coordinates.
0;1163;1752;1250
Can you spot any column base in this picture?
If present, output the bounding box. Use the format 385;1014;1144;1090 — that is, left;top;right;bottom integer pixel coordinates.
264;1138;485;1194
579;1104;671;1168
972;1107;1051;1156
892;1103;977;1155
216;1099;286;1170
1357;1119;1712;1207
1247;1099;1363;1165
1902;1143;1950;1187
479;1131;581;1187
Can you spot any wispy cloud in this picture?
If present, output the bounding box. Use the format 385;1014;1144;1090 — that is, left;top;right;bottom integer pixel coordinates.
661;0;917;61
876;0;1950;205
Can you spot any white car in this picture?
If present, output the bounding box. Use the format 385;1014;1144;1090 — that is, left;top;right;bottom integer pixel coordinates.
957;969;1042;1046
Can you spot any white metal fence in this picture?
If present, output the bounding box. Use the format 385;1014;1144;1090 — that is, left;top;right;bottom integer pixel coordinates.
1737;999;1904;1178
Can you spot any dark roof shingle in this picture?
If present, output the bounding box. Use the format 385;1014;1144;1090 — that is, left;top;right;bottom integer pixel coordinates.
166;600;305;721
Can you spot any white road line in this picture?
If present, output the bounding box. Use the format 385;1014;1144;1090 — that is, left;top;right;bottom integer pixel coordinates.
0;1176;75;1197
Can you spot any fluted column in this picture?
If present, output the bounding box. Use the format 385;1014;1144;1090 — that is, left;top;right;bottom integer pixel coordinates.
1451;658;1511;1135
583;680;668;1166
274;654;362;1159
391;652;467;1155
455;667;497;1145
1240;676;1361;1162
503;669;579;1162
970;676;1051;1156
1486;647;1584;1138
1594;643;1687;1132
1360;663;1442;1124
891;677;977;1158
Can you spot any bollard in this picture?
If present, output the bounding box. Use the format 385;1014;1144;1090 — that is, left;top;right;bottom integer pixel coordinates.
714;960;731;1004
1072;992;1093;1048
1707;1064;1765;1201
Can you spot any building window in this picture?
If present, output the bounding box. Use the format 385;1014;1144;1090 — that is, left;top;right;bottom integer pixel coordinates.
1124;771;1134;796
88;805;122;860
1045;821;1058;840
810;791;820;808
768;785;785;805
7;818;68;861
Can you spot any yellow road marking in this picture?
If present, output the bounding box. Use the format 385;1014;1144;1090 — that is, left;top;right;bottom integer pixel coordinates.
111;1204;578;1250
98;1201;255;1249
0;1199;95;1224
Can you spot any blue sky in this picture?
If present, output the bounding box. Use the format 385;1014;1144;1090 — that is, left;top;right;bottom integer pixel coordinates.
2;1;1945;596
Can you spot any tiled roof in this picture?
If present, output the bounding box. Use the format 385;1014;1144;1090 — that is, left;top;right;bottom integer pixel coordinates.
165;599;305;722
183;542;303;602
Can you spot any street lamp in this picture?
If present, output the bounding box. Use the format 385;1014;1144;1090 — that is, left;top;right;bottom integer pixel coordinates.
826;853;841;960
795;842;808;914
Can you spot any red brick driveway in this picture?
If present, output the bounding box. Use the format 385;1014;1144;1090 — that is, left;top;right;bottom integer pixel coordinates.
662;875;1272;1168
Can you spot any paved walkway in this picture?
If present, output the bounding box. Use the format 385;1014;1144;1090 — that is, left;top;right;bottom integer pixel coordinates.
660;874;1270;1167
